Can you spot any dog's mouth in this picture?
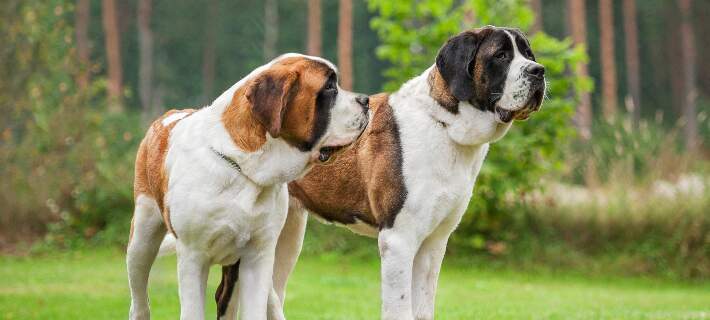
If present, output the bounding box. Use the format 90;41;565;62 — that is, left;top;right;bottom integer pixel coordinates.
494;88;544;123
495;106;531;123
317;144;347;163
318;117;369;163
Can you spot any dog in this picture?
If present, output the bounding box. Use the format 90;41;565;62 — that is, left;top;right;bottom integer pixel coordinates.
217;26;546;320
127;53;370;320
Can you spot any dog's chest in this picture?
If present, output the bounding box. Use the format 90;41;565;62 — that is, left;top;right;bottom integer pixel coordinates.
170;176;289;265
396;106;490;220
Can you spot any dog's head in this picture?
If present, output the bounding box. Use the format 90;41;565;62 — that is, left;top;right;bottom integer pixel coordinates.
435;26;545;123
227;54;369;164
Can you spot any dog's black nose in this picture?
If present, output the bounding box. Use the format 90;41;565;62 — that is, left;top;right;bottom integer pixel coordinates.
526;64;545;78
355;95;369;108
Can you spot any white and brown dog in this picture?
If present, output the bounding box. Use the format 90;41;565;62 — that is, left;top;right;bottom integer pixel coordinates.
214;26;545;320
127;53;369;320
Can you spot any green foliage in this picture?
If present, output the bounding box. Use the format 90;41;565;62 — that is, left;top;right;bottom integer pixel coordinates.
368;0;466;91
368;0;589;249
0;1;139;246
508;185;710;279
695;99;710;148
582;117;681;183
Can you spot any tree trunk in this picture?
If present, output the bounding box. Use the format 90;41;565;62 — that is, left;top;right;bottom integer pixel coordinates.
75;0;90;90
678;0;699;150
599;0;617;118
338;0;353;90
622;0;641;129
567;0;598;186
137;0;154;118
101;0;123;112
307;0;321;56
202;0;217;103
264;0;278;61
530;0;543;33
102;0;123;112
566;0;592;140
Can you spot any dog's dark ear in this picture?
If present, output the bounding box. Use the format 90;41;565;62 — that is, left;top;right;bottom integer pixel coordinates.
246;69;299;138
435;29;487;102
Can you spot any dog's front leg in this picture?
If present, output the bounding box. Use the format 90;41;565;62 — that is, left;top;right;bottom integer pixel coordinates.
238;243;277;320
411;205;466;320
176;248;210;320
411;231;451;320
412;235;448;320
412;202;468;320
379;227;422;320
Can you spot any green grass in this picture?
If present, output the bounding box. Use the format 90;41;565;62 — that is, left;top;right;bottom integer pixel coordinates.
1;249;709;319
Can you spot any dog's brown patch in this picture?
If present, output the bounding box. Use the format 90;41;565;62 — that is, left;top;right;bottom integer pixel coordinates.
288;93;407;229
134;108;196;236
222;89;268;152
428;68;459;114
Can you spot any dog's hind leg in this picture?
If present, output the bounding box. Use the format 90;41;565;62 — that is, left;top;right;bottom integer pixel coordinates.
127;195;167;320
270;200;308;314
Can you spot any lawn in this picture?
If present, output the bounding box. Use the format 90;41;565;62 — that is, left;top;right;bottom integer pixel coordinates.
1;249;708;319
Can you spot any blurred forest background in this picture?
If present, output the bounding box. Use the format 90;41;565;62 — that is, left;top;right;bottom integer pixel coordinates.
0;0;708;280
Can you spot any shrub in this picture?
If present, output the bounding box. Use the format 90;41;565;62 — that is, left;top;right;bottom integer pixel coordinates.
0;1;140;248
510;179;710;279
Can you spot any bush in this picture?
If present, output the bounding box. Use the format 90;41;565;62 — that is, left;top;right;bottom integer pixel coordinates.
507;179;710;279
0;1;140;248
368;0;589;250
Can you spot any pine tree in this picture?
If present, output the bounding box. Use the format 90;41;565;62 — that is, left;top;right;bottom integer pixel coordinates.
137;0;154;117
307;0;322;56
101;0;123;112
202;0;217;102
678;0;699;150
599;0;618;118
623;0;641;128
338;0;353;89
75;0;90;90
531;0;543;33
264;0;278;61
566;0;592;139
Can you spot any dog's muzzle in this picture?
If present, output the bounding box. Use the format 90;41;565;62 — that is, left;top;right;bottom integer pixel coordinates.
496;78;545;123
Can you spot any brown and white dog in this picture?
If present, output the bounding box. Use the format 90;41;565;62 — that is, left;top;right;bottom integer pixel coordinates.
127;53;369;320
215;26;545;320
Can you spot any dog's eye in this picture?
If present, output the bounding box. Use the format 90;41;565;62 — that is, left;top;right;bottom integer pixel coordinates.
496;51;509;61
324;82;337;92
525;48;534;59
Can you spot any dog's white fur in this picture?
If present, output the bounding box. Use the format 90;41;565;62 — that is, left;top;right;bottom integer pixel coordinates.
263;31;545;320
497;32;544;113
127;53;366;320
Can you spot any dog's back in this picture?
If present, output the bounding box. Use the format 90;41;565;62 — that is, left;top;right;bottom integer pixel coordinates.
132;108;195;238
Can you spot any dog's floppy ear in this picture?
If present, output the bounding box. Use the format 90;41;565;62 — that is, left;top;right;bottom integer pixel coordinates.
246;69;299;138
435;28;489;102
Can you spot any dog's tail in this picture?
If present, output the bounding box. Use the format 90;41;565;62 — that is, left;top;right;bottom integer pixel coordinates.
157;234;177;257
216;261;240;318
